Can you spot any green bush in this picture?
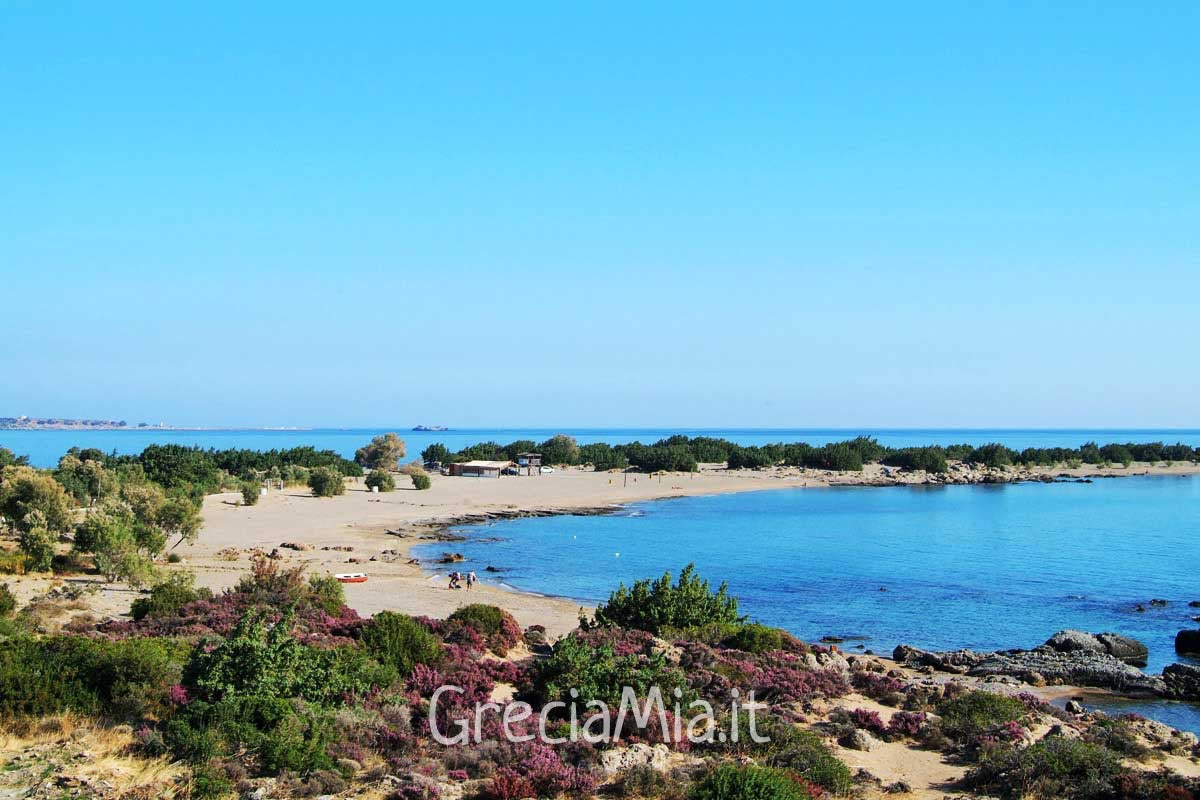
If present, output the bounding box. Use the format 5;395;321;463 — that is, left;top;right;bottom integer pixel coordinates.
18;526;56;572
365;469;396;492
360;611;442;676
306;574;346;615
593;563;742;634
691;764;815;800
723;622;784;654
0;635;186;719
184;609;395;705
308;467;346;497
130;572;211;621
241;481;261;505
964;738;1124;799
447;603;520;654
936;690;1026;742
411;471;432;490
533;631;692;712
354;433;406;471
0;583;15;617
167;694;335;775
765;727;853;793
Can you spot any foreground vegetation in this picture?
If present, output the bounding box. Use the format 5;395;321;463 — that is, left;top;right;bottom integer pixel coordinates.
0;560;1197;800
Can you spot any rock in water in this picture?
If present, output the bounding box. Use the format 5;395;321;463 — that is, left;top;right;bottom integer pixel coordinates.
1175;629;1200;655
1162;664;1200;701
1096;633;1149;667
1044;630;1148;666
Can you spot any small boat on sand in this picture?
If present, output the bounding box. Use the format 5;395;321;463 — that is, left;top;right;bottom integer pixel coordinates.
335;573;368;583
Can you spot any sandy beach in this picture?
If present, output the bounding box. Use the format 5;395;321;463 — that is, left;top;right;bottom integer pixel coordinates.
154;460;1200;637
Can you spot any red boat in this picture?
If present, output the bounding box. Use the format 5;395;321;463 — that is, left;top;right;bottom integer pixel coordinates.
334;573;368;583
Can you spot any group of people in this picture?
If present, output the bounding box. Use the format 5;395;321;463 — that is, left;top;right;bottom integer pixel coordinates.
448;570;477;590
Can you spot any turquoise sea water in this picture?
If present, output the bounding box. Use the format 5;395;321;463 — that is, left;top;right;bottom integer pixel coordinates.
414;475;1200;732
5;427;1200;469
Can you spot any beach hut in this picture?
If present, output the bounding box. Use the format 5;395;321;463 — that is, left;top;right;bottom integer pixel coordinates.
448;460;512;478
516;452;542;475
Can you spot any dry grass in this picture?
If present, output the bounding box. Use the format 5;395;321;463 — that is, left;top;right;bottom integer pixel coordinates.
0;712;189;798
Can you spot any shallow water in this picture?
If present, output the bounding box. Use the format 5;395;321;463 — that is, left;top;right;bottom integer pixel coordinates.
416;475;1200;731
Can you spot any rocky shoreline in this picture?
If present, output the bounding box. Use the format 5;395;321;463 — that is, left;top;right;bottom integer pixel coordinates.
894;629;1200;701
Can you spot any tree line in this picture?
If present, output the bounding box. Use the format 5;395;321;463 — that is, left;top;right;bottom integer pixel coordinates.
418;434;1200;475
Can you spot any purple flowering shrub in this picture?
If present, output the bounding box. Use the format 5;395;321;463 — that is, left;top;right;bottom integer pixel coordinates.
848;707;887;735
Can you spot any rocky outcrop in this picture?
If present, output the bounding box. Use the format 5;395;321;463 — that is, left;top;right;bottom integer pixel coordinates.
893;642;1165;696
1162;663;1200;701
1043;630;1148;666
1174;629;1200;655
599;743;672;775
969;649;1165;696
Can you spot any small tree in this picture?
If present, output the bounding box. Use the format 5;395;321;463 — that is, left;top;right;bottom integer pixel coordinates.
18;525;56;572
420;443;451;465
0;583;15;616
361;611;442;676
0;466;74;535
355;433;406;471
538;434;580;466
411;471;431;490
364;469;395;492
308;467;346;497
241;481;260;506
592;563;742;634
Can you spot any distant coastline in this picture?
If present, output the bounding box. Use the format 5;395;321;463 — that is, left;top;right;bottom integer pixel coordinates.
0;418;312;432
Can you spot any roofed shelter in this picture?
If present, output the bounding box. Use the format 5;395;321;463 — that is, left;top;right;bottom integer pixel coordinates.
448;460;511;478
516;452;542;475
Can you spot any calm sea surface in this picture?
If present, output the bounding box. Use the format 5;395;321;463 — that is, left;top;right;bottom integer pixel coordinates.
413;474;1200;732
6;428;1200;730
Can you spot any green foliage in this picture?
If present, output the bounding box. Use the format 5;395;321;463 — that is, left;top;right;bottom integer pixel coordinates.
0;447;30;469
308;466;346;497
578;442;629;471
354;432;407;470
936;690;1026;741
538;434;581;466
882;446;949;473
241;481;261;505
593;563;742;634
184;609;395;705
18;525;56;572
622;442;698;472
764;727;853;793
0;466;74;534
73;503;161;585
534;631;693;711
446;603;519;653
167;694;335;775
967;442;1015;468
0;635;186;718
690;764;815;800
53;454;118;505
131;572;211;621
306;574;346;615
964;737;1124;799
0;583;15;617
421;443;452;464
411;471;432;490
360;610;443;677
723;622;785;654
364;469;396;492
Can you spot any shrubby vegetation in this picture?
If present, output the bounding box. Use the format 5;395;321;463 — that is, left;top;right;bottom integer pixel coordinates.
592;563;742;634
411;470;432;490
364;468;396;492
308;466;347;497
355;432;406;470
418;434;1200;476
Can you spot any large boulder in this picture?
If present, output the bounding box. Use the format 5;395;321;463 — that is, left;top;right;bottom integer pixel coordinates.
1043;630;1148;667
1162;663;1200;701
1175;629;1200;655
969;649;1165;696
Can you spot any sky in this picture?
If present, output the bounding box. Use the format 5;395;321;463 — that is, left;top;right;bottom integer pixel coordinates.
1;2;1197;428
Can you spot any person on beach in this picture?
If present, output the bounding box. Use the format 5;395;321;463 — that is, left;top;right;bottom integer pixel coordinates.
466;571;477;590
448;571;461;589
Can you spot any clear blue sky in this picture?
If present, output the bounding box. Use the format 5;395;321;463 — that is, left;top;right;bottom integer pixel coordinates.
2;3;1197;428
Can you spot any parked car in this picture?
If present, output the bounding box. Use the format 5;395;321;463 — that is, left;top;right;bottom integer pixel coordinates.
540;466;554;474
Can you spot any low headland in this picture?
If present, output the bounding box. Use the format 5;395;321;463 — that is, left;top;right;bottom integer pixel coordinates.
2;433;1200;798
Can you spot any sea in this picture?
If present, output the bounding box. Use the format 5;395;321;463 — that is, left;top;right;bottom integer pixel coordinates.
5;427;1200;731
